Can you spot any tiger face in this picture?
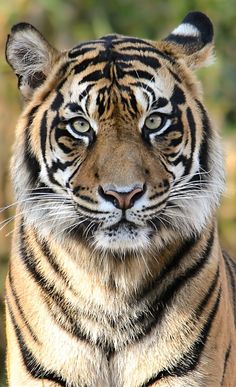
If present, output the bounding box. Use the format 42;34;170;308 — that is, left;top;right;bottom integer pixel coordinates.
6;14;224;254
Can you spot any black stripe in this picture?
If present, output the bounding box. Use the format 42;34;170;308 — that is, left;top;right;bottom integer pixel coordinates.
40;110;48;163
185;107;196;175
223;250;236;271
67;163;84;187
166;34;203;50
73;58;104;74
74;44;160;74
227;254;236;269
71;37;174;69
155;123;184;144
54;128;82;154
116;38;176;63
141;287;221;386
169;137;182;147
129;92;138;113
24;105;41;186
117;54;160;68
148;183;170;200
19;224;89;341
113;229;213;343
158;157;175;177
170;153;187;166
80;69;103;83
6;300;66;386
19;224;62;297
8;269;40;343
33;232;74;292
51;91;64;111
133;228;214;336
76;202;109;215
168;67;181;83
64;102;84;114
125;69;156;81
221;343;232;385
137;234;200;300
70;40;104;52
151;97;169;110
170;85;186;105
117;43;153;51
76;194;98;205
156;227;214;301
196;265;220;316
195;99;211;173
119;45;160;55
143;197;168;212
172;288;221;374
102;252;218;345
18;224;114;354
55;61;72;79
224;255;236;319
68;45;96;58
49;157;77;173
115;37;154;47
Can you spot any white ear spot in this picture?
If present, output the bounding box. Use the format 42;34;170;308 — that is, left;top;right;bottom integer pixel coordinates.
163;12;214;70
172;23;200;38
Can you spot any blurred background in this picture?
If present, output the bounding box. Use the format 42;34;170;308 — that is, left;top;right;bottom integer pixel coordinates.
0;0;235;384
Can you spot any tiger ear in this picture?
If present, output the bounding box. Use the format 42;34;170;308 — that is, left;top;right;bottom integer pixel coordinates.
163;12;214;70
5;23;60;100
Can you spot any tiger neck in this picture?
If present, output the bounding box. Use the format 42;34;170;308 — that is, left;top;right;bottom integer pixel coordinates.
29;219;218;302
16;218;221;357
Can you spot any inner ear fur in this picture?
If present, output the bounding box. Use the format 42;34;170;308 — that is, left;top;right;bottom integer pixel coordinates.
6;23;60;100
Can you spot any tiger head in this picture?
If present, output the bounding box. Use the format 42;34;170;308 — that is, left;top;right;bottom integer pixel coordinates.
6;12;224;254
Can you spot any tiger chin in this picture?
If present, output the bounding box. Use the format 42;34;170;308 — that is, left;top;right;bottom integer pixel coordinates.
5;11;236;387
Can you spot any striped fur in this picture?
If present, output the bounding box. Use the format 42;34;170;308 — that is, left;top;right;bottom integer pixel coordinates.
5;12;236;386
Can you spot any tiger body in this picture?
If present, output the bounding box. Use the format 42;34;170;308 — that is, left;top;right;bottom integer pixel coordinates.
5;12;236;386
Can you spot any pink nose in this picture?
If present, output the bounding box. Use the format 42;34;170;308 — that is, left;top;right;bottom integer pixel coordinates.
99;186;145;209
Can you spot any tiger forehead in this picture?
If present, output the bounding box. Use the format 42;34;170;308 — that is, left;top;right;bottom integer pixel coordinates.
69;34;164;63
65;36;176;118
67;33;174;83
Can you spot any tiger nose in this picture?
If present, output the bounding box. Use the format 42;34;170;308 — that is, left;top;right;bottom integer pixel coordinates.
98;185;145;209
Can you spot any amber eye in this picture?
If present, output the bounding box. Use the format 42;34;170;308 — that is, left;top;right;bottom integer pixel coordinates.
70;117;91;133
144;114;163;130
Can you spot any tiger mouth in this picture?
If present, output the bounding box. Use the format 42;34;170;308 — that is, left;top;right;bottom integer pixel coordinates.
105;219;138;232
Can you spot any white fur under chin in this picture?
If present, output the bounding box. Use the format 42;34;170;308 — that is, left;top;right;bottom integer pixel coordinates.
92;225;152;253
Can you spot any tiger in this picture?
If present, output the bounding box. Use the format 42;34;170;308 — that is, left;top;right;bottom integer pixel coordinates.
4;10;236;387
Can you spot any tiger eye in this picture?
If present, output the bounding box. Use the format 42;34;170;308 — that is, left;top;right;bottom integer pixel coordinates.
71;118;91;133
145;114;162;130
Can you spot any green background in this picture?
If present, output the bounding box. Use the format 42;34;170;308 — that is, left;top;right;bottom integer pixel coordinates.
0;0;236;384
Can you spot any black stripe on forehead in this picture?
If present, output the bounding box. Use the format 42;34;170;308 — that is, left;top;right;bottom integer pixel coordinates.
68;39;106;58
151;97;169;109
66;37;178;117
170;85;186;105
69;34;174;70
64;102;84;114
